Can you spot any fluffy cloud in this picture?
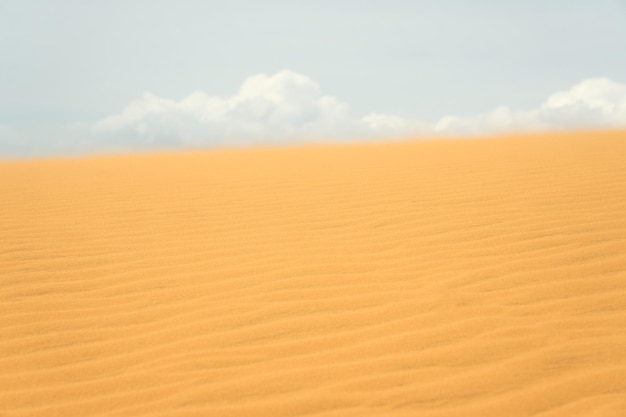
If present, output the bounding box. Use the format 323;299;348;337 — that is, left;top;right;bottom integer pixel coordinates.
4;72;625;158
94;73;626;149
434;78;626;135
93;71;365;149
539;78;626;128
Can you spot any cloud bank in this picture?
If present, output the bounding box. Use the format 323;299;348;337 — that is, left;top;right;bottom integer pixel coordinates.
93;71;368;150
94;72;626;150
2;72;626;157
435;78;626;135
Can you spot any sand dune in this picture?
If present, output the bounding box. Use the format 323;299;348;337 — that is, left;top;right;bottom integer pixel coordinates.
1;131;626;416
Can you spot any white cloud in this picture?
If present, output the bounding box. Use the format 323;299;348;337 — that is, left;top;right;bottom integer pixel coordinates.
434;78;626;135
94;70;363;149
539;78;626;128
0;72;604;158
94;73;626;150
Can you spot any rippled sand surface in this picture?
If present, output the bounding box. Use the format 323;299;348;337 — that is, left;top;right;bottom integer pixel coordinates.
2;131;626;416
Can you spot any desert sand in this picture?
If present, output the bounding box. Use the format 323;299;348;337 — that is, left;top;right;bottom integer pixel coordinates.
1;131;626;416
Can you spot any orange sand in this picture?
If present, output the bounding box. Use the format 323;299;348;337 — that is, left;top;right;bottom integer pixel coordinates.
1;131;626;416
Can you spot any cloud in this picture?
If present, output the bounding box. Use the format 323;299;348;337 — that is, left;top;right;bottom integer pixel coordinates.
93;70;364;150
434;78;626;135
4;72;626;158
95;73;626;149
93;70;437;151
539;78;626;128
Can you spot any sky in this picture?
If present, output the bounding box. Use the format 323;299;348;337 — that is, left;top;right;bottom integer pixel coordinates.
1;0;626;158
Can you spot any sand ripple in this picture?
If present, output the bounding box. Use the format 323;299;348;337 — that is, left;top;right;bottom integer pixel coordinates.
1;131;626;416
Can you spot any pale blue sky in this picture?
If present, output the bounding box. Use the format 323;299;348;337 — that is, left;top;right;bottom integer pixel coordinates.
1;0;625;157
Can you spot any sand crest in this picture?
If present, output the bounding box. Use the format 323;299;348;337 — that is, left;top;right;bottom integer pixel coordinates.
1;131;626;416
